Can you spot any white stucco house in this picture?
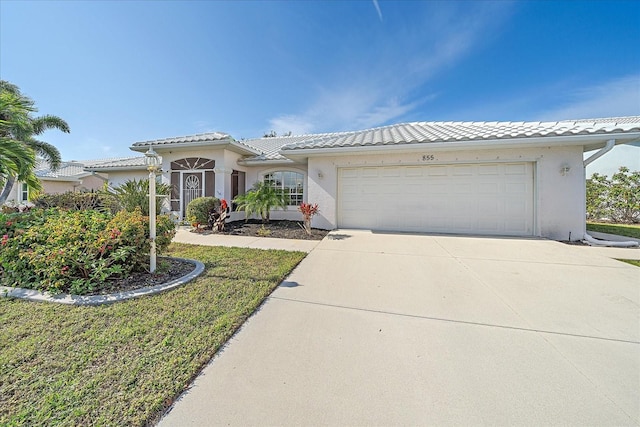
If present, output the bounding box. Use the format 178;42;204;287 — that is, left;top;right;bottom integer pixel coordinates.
89;116;640;241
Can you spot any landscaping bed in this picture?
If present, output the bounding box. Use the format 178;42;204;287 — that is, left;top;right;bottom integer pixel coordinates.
196;219;330;240
0;243;306;426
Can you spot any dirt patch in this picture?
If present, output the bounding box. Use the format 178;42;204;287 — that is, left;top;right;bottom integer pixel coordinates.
194;219;330;241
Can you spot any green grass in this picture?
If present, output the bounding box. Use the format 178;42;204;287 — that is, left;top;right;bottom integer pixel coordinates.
617;259;640;268
0;243;306;427
586;222;640;239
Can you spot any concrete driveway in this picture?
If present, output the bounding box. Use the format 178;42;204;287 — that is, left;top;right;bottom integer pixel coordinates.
160;230;640;426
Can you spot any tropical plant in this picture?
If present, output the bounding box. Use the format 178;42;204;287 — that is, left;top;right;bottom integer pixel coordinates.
233;181;287;223
0;80;69;204
587;167;640;223
110;179;172;216
0;90;38;192
298;202;319;235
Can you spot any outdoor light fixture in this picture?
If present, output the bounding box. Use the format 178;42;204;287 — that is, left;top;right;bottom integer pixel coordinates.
145;147;161;273
560;164;571;176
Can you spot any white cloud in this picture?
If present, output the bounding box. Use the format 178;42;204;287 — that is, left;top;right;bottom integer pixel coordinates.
269;115;315;135
267;2;513;135
372;0;383;22
538;74;640;120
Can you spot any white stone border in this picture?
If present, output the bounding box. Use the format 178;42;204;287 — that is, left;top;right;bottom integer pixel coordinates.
0;257;205;306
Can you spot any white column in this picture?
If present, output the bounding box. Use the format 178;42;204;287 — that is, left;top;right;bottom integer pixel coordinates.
213;167;233;202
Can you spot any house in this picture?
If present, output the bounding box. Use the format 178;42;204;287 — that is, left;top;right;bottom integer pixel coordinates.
5;159;109;205
120;117;640;240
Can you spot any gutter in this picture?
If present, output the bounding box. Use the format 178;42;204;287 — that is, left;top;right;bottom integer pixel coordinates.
583;139;615;167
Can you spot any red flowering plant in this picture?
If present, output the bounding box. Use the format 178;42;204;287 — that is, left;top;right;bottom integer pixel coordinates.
298;202;319;235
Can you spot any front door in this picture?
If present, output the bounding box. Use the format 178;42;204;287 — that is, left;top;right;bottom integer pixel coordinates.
182;172;204;215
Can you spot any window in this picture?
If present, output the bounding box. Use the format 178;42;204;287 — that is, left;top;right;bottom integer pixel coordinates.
20;183;28;202
263;171;304;206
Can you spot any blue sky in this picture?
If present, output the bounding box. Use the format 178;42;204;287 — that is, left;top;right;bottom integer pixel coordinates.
1;0;638;177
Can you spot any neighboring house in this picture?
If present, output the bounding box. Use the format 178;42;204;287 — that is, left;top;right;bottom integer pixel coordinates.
5;160;108;205
82;156;149;188
123;116;640;240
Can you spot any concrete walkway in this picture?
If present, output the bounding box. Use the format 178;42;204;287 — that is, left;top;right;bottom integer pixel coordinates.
160;230;640;426
172;227;321;252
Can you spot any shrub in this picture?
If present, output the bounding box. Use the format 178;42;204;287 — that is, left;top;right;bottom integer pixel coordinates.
33;191;120;214
587;167;639;223
0;207;176;294
186;197;220;228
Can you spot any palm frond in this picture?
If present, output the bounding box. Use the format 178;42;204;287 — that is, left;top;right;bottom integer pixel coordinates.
31;115;70;134
23;138;62;170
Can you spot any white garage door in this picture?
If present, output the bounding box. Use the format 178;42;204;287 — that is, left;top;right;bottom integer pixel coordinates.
338;162;534;236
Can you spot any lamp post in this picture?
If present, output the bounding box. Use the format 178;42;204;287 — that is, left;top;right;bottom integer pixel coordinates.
145;147;160;273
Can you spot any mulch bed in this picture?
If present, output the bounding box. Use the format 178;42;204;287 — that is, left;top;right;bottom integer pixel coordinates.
91;258;196;295
194;219;330;241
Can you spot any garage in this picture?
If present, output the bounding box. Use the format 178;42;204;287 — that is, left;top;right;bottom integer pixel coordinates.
338;162;534;236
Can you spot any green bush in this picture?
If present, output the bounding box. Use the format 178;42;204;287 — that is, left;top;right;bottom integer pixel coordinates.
110;179;173;216
186;197;220;226
0;207;176;295
33;191;120;214
587;167;640;223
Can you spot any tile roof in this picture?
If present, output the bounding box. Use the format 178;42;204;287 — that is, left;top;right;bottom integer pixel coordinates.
241;133;352;161
35;160;90;179
279;117;640;152
84;156;147;170
131;131;232;147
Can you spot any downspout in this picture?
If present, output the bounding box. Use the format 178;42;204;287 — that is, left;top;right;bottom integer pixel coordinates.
583;139;615;167
582;139;639;247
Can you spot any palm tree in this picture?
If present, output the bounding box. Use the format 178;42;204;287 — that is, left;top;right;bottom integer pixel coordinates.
0;90;39;192
0;80;69;204
233;181;288;223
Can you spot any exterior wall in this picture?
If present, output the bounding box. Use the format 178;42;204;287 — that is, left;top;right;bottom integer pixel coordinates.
106;170;149;188
307;146;586;240
40;174;106;194
40;180;78;194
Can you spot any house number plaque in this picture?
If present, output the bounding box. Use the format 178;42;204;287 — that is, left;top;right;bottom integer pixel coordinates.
421;154;435;161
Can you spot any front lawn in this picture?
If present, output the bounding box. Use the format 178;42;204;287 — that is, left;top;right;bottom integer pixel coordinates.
618;259;640;268
0;243;306;426
586;222;640;239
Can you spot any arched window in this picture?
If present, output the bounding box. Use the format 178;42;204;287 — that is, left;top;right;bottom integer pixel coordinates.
263;171;304;206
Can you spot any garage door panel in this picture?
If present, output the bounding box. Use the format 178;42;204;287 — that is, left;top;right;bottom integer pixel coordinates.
338;163;534;236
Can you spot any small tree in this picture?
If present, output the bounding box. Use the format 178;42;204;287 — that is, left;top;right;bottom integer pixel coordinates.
298;202;319;235
233;181;287;223
586;167;639;223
